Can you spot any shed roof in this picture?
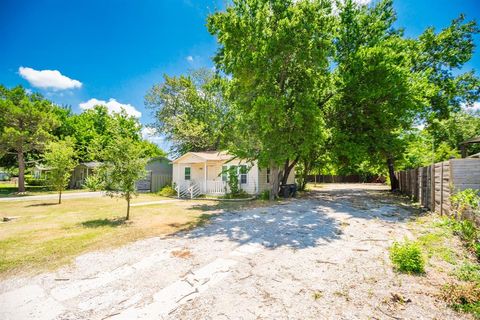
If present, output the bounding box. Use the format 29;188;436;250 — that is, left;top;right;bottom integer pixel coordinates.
460;136;480;145
172;151;233;164
80;161;102;169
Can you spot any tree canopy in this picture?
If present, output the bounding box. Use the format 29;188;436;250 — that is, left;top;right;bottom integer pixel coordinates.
207;0;334;195
145;69;230;156
0;86;166;193
0;85;58;192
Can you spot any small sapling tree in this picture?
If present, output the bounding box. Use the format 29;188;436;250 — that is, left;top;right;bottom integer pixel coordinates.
100;136;147;220
43;138;77;204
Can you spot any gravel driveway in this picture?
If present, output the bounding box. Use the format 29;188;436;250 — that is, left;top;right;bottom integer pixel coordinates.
0;184;464;319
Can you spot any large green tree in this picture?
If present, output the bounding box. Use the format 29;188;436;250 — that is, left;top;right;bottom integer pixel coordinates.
0;86;58;192
330;0;478;190
414;14;480;120
145;69;230;156
208;0;334;197
53;105;164;162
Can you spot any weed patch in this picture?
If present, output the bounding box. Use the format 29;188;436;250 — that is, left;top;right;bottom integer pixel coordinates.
441;283;480;318
390;240;425;274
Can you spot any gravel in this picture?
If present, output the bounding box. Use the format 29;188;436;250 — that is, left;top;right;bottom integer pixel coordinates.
0;184;466;319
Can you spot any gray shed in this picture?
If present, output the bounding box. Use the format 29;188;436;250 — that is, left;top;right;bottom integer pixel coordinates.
136;157;173;192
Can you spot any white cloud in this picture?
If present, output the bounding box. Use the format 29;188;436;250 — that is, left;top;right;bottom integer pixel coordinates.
141;127;163;144
186;56;194;62
461;101;480;112
353;0;372;4
18;66;82;90
79;98;142;118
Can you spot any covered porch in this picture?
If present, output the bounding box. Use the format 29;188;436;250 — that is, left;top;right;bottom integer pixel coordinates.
172;151;233;197
174;160;229;196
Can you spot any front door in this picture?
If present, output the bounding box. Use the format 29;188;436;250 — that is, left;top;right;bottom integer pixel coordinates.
207;165;219;181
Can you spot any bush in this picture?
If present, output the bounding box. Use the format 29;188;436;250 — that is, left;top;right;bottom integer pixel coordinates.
452;189;480;211
259;190;270;200
389;240;425;274
227;167;239;196
222;189;250;199
25;176;47;186
158;185;176;197
83;175;103;191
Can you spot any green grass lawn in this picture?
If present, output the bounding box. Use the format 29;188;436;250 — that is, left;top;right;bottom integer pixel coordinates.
0;194;263;277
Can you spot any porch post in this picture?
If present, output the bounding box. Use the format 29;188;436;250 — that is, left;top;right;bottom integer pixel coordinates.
204;161;207;194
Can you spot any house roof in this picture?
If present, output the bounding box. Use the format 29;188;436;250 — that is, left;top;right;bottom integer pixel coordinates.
148;156;171;163
35;165;53;171
80;161;102;169
172;151;233;164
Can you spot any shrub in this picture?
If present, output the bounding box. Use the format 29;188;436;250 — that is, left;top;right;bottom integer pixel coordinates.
259;190;270;200
158;185;176;197
83;175;103;191
25;176;47;186
222;189;250;199
389;240;425;274
227;167;239;196
451;189;480;213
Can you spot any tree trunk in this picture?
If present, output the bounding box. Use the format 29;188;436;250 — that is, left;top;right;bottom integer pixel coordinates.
269;165;281;200
298;161;310;191
17;151;25;193
126;194;131;220
59;190;62;204
387;157;399;192
280;157;299;185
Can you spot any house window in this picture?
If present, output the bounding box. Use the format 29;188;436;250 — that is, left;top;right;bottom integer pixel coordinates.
222;165;228;181
239;165;247;184
184;167;191;180
266;168;271;183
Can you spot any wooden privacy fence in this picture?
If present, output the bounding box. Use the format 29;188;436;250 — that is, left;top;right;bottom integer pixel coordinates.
396;158;480;215
136;172;172;193
151;174;172;192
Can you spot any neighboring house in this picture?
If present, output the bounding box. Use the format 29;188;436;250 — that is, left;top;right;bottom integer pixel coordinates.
136;157;173;192
171;151;295;197
69;162;102;189
33;165;52;179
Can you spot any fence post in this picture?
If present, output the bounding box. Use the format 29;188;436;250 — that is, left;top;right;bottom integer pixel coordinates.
431;164;435;213
440;162;444;216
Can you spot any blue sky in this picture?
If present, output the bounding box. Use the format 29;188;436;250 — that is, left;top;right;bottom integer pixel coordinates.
0;0;479;148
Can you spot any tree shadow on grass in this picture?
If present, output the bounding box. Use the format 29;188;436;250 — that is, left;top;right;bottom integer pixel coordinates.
81;218;127;228
26;202;59;207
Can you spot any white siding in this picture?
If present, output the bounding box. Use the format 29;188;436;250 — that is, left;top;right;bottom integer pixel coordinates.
172;156;296;196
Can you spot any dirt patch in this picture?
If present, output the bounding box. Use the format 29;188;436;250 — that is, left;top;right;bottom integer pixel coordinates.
171;249;193;259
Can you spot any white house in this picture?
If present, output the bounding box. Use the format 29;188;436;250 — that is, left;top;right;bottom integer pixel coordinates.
171;151;295;197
